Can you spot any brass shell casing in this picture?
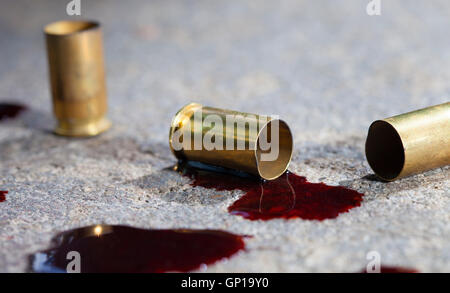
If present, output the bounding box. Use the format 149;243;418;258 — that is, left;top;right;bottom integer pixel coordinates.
44;20;111;137
169;103;293;180
365;102;450;181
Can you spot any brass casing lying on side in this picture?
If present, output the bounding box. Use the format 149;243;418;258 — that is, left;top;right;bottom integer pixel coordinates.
365;102;450;181
44;20;111;137
169;103;293;180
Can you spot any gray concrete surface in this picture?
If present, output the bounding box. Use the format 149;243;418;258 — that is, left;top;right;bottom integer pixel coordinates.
0;0;449;272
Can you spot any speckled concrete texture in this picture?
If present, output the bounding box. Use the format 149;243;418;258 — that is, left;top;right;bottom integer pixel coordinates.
0;0;449;272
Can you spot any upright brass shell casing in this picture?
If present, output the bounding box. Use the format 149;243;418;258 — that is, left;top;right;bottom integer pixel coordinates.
365;102;450;181
169;103;293;180
44;20;111;137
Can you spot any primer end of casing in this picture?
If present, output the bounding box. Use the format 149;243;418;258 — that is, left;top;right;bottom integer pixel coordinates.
169;103;202;159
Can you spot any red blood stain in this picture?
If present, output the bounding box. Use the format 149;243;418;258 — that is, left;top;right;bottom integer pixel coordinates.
228;172;364;221
0;191;7;202
0;103;27;121
177;161;364;221
362;266;419;273
30;225;246;273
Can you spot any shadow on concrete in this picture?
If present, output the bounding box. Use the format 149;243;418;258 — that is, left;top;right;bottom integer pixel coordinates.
339;168;449;201
128;164;240;206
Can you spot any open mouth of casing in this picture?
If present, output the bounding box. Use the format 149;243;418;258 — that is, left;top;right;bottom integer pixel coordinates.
44;20;99;36
255;119;293;180
365;120;405;181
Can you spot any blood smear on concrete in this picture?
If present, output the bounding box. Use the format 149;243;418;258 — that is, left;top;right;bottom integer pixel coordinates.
30;225;246;273
0;191;7;202
0;103;27;121
177;162;364;221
